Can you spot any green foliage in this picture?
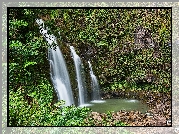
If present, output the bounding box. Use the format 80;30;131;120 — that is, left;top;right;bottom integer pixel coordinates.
54;9;171;93
8;8;171;127
9;86;91;126
56;106;91;126
8;8;94;127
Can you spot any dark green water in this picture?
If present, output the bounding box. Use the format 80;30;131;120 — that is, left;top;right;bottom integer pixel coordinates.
87;99;149;113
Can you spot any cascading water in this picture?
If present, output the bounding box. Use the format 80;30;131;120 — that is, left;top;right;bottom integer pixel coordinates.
36;19;74;106
88;61;105;103
70;46;90;107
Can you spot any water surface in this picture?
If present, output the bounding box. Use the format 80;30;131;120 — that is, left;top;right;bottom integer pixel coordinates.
87;99;149;113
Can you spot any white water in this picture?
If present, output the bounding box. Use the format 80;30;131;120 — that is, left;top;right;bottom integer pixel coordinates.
70;46;89;106
88;61;104;102
36;19;74;106
91;100;105;103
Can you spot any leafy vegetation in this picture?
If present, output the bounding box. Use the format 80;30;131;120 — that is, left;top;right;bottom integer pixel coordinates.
8;9;93;126
8;8;171;126
49;9;171;93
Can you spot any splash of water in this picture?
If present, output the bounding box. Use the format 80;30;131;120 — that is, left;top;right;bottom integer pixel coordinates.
36;19;74;106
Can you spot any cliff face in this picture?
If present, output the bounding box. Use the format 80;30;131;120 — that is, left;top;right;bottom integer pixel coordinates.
55;9;171;93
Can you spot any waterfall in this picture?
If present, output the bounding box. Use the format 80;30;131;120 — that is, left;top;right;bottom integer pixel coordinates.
88;61;105;103
36;19;74;106
70;46;90;107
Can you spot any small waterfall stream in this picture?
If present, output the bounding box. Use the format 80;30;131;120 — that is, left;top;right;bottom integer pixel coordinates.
70;46;90;107
36;19;74;106
88;61;105;103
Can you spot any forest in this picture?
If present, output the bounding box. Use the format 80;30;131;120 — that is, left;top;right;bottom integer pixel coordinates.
8;8;171;126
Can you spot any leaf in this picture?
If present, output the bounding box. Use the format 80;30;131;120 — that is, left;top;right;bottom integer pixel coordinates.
28;91;37;98
54;100;65;107
24;61;37;68
97;41;108;47
118;83;123;89
10;40;23;47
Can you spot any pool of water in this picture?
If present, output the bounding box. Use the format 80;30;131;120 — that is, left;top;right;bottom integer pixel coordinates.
87;99;149;113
